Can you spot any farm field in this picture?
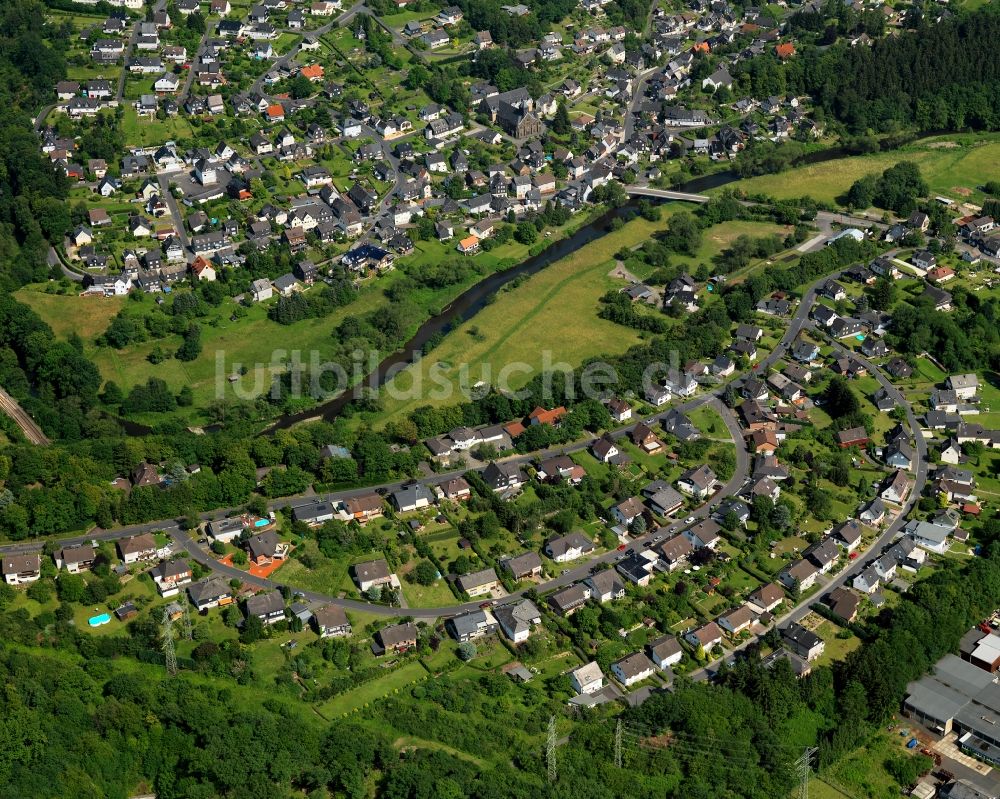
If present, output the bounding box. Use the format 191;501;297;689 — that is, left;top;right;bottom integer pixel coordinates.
720;133;1000;205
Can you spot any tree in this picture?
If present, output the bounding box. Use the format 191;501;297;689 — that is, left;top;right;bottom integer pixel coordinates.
551;100;570;134
176;323;202;362
514;221;537;245
629;516;647;536
412;560;438;586
56;573;85;602
871;276;897;310
241;613;265;643
457;642;477;661
824;376;861;419
663;211;702;255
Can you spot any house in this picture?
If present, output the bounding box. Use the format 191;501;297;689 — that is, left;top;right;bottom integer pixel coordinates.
447;609;498;642
313;605;352;637
206;517;246;544
905;519;952;554
782;623;825;661
504;552;543;581
836;427;869;449
187;577;233;611
912;250;937;270
685;519;721;550
832;519;864;552
2;554;40;586
685;621;723;654
495;599;541;643
948;374;980;400
545;532;595;563
804;538;840;574
612;652;656;687
150;559;193;597
826;587;860;623
482;461;526;494
631;422;663;454
570;661;604;694
657;534;694;572
390;483;433;513
853;566;880;594
778;558;819;592
676;465;716;498
881;469;912;504
718;604;755;636
617;552;655;586
612;496;646;528
586;569;627;602
592;436;620;463
885;439;915;470
251;278;273;302
353;559;393;592
747;582;785;615
647;635;683;670
117;533;157;564
646;485;684;517
55;545;96;573
291;499;336;526
548;583;591;616
457;568;500;598
536;455;585;484
436;477;472;502
246;530;285;566
373;622;418;655
245;591;286;625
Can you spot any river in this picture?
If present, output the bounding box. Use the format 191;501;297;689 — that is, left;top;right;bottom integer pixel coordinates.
118;143;872;436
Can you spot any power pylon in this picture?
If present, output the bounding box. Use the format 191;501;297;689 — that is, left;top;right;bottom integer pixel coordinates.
547;716;557;783
182;603;193;641
795;747;817;799
162;607;177;676
614;718;623;768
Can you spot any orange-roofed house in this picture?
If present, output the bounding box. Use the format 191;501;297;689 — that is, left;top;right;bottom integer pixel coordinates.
300;64;324;81
692;41;709;53
528;406;567;427
776;43;795;59
927;266;955;283
266;104;285;122
190;258;217;282
505;421;526;438
457;235;480;254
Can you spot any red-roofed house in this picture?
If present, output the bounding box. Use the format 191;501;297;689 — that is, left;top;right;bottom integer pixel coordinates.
300;64;324;81
528;406;566;426
266;103;285;122
776;42;795;58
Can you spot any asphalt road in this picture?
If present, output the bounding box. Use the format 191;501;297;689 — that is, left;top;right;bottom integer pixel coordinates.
1;254;929;649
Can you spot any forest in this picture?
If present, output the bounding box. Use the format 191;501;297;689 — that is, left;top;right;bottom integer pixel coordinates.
791;7;1000;132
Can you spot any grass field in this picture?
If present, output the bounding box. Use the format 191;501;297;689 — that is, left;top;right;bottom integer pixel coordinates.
17;290;126;341
721;133;1000;205
369;214;668;425
317;660;429;717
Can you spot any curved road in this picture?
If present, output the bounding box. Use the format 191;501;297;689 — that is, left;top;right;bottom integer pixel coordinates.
0;264;928;636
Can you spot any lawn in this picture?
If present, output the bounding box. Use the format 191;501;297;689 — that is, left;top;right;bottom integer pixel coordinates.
371;214;672;426
813;619;862;667
316;660;429;717
821;732;920;799
688;405;728;439
16;288;126;342
119;110;197;147
398;570;457;608
720;133;1000;205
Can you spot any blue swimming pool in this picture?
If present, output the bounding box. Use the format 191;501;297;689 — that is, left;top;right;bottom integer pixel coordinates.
855;334;866;341
254;518;269;528
89;613;111;627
